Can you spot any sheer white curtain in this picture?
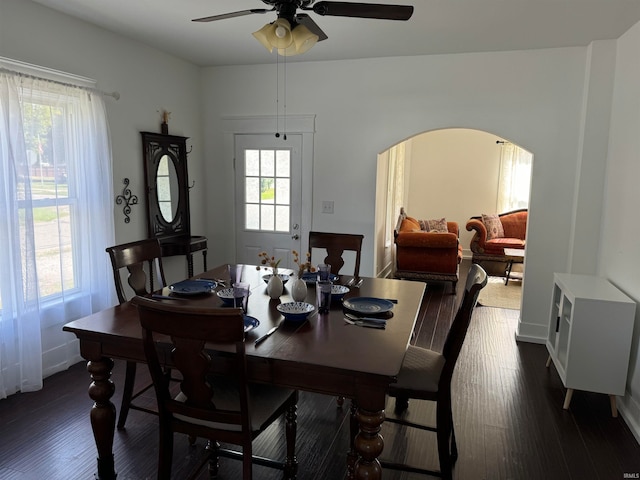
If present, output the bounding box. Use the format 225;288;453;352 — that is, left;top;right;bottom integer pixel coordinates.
0;71;115;398
386;142;405;247
497;143;532;212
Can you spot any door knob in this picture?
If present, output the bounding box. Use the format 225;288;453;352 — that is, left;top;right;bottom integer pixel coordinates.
292;234;300;240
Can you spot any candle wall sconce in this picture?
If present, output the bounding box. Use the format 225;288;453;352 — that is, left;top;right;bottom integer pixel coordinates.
115;178;138;223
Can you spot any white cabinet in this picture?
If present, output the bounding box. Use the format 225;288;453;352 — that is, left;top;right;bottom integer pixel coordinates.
546;273;636;416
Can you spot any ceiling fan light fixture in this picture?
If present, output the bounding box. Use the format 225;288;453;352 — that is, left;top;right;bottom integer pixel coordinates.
252;22;276;52
292;24;319;54
252;18;294;52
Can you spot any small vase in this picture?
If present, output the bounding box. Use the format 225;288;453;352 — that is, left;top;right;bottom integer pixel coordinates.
267;273;284;300
291;277;308;302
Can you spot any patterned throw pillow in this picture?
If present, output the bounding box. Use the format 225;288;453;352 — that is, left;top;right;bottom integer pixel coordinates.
418;218;448;233
482;213;505;240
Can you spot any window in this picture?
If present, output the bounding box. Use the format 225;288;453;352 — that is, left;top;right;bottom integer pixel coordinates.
20;98;76;300
0;63;115;397
497;143;532;212
244;148;291;232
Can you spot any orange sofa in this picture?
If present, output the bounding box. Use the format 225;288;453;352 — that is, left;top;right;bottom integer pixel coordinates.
465;209;527;266
394;208;463;291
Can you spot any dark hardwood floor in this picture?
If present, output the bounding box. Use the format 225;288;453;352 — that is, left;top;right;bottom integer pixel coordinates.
1;260;639;479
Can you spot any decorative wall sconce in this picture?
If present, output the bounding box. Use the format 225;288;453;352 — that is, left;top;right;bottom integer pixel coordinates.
115;178;138;223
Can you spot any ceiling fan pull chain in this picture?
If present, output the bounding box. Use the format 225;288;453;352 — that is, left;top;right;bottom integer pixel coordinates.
275;52;281;138
283;54;287;140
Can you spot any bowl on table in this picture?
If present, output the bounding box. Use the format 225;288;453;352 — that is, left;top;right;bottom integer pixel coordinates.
331;285;350;301
276;302;315;322
217;287;251;306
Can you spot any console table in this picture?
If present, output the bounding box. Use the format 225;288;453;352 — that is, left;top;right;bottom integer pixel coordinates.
545;273;635;416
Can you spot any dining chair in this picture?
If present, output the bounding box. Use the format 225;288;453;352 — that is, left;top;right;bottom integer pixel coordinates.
308;231;364;407
308;231;364;279
380;263;487;479
132;296;298;480
106;238;167;429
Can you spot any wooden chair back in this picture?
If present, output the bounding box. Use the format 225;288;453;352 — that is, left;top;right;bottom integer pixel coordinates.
308;231;364;277
106;238;166;304
133;297;250;436
440;264;488;385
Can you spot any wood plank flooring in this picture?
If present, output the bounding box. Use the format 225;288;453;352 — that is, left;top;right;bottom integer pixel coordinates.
1;261;639;479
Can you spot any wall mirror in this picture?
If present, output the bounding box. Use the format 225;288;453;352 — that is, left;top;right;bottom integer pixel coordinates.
141;131;191;239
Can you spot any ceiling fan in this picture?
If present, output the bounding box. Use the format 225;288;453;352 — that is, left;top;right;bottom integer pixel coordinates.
193;1;414;56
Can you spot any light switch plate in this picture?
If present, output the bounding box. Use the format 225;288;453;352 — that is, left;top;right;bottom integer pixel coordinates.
322;201;334;214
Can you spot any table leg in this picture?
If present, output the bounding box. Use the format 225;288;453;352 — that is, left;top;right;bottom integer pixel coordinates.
187;253;194;278
87;358;117;480
353;406;385;480
505;259;514;285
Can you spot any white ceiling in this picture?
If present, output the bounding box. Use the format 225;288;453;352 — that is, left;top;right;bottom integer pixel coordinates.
31;0;640;67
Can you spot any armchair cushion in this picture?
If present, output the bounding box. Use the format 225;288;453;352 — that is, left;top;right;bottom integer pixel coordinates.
418;217;449;233
481;213;504;240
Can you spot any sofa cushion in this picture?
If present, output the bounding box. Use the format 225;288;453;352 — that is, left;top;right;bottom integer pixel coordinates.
484;238;526;254
418;217;448;233
482;213;504;240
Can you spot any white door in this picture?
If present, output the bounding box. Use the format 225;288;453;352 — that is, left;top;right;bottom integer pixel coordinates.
234;134;302;270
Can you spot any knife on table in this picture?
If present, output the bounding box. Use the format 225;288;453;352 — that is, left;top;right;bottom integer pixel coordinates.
255;323;280;346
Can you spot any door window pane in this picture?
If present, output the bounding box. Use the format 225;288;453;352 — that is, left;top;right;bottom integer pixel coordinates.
244;148;291;232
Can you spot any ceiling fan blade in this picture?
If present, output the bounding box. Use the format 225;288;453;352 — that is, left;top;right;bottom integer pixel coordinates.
295;14;328;41
192;8;274;22
309;2;413;20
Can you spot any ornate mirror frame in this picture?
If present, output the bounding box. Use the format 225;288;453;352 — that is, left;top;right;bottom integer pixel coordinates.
141;131;191;240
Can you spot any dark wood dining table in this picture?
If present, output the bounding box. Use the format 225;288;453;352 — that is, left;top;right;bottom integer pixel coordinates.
62;264;425;480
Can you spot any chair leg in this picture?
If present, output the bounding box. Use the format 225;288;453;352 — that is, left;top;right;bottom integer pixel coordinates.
336;395;345;407
157;424;174;480
117;361;137;429
207;441;219;479
347;400;358;480
436;400;454;480
394;395;409;413
285;397;299;479
450;411;458;462
243;442;252;480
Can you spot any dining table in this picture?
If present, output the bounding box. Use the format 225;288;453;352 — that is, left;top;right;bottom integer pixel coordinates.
62;264;425;480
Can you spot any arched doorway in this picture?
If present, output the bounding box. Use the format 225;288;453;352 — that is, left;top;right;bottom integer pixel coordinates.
374;128;532;284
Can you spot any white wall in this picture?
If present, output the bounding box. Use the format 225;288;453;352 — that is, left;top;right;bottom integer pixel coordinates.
600;20;640;440
404;128;506;257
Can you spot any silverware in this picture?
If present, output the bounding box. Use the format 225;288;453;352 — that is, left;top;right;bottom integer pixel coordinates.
354;278;364;288
254;323;281;346
343;317;385;329
344;313;387;325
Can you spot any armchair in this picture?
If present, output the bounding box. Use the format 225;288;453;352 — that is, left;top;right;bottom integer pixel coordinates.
394;208;463;292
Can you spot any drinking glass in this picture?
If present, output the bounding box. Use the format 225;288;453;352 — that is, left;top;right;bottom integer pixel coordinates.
233;282;250;314
316;280;332;314
229;264;243;286
317;264;332;282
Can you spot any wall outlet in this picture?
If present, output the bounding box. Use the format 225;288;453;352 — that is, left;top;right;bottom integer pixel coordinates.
322;201;334;214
